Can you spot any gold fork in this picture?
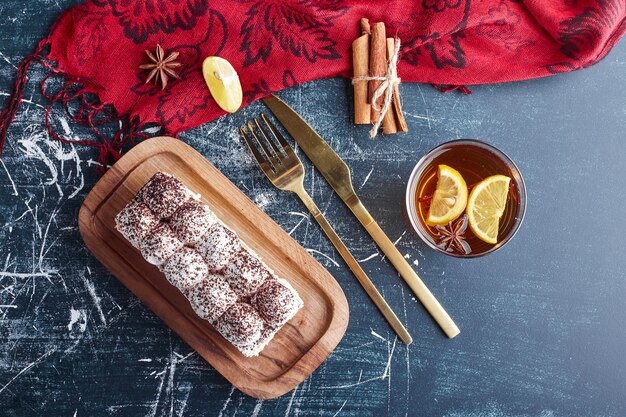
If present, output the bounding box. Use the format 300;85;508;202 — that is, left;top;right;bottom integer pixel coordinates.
240;114;412;345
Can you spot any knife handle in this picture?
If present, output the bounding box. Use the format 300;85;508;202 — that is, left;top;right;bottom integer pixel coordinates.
294;187;413;345
351;199;461;339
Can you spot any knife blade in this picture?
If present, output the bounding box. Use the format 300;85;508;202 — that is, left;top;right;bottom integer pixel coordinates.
262;94;460;338
262;96;359;205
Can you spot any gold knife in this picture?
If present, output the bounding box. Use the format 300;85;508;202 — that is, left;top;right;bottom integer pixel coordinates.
262;95;460;339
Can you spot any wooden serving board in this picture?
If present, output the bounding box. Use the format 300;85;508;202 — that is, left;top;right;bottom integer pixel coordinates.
78;137;349;399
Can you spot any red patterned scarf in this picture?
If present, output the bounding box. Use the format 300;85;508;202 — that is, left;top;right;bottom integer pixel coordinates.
0;0;624;168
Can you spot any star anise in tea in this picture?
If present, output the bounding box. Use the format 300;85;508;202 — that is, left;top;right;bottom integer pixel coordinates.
139;44;182;90
434;214;471;255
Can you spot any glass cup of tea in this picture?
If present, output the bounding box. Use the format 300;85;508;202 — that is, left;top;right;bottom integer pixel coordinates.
405;139;526;258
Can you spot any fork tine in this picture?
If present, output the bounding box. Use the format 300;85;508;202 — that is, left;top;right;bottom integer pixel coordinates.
260;113;296;156
254;117;283;158
247;121;280;171
240;126;275;177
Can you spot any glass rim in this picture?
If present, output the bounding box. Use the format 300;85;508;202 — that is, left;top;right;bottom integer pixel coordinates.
405;139;527;258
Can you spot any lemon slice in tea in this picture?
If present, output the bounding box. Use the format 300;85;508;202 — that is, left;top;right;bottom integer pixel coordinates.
427;164;468;225
466;175;511;244
202;56;242;113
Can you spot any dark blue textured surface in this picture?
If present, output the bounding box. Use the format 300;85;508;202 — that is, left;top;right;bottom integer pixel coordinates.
1;2;625;416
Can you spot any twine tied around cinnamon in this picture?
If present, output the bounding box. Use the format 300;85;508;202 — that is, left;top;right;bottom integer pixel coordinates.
352;37;401;138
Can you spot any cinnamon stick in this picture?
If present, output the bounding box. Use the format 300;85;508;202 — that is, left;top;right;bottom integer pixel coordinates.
383;37;408;133
368;22;386;124
352;18;371;124
382;91;398;134
360;18;371;35
382;37;398;134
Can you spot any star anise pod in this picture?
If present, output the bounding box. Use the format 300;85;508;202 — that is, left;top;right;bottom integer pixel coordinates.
139;44;182;90
434;214;471;255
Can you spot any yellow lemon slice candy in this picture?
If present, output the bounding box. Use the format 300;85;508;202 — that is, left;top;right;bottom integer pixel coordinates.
202;56;242;113
427;164;468;226
466;175;511;244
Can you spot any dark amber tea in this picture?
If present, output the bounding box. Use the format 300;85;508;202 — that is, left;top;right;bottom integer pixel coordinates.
405;140;526;257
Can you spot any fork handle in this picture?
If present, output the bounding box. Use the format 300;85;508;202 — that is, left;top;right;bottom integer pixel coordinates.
365;219;460;339
350;199;460;339
294;187;412;345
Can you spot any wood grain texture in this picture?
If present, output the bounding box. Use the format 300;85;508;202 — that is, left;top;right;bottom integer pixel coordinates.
78;137;349;399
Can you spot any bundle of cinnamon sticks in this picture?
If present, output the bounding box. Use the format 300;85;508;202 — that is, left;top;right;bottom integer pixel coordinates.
352;18;408;135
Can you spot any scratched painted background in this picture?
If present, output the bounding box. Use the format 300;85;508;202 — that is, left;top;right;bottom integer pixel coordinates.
1;1;626;416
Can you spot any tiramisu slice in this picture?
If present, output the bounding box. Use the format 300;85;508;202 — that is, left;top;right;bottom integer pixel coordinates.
252;278;302;329
196;223;241;271
215;302;265;353
115;196;159;247
138;172;199;219
115;171;303;357
139;222;183;266
187;274;237;324
223;249;271;298
160;247;208;296
169;201;216;246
